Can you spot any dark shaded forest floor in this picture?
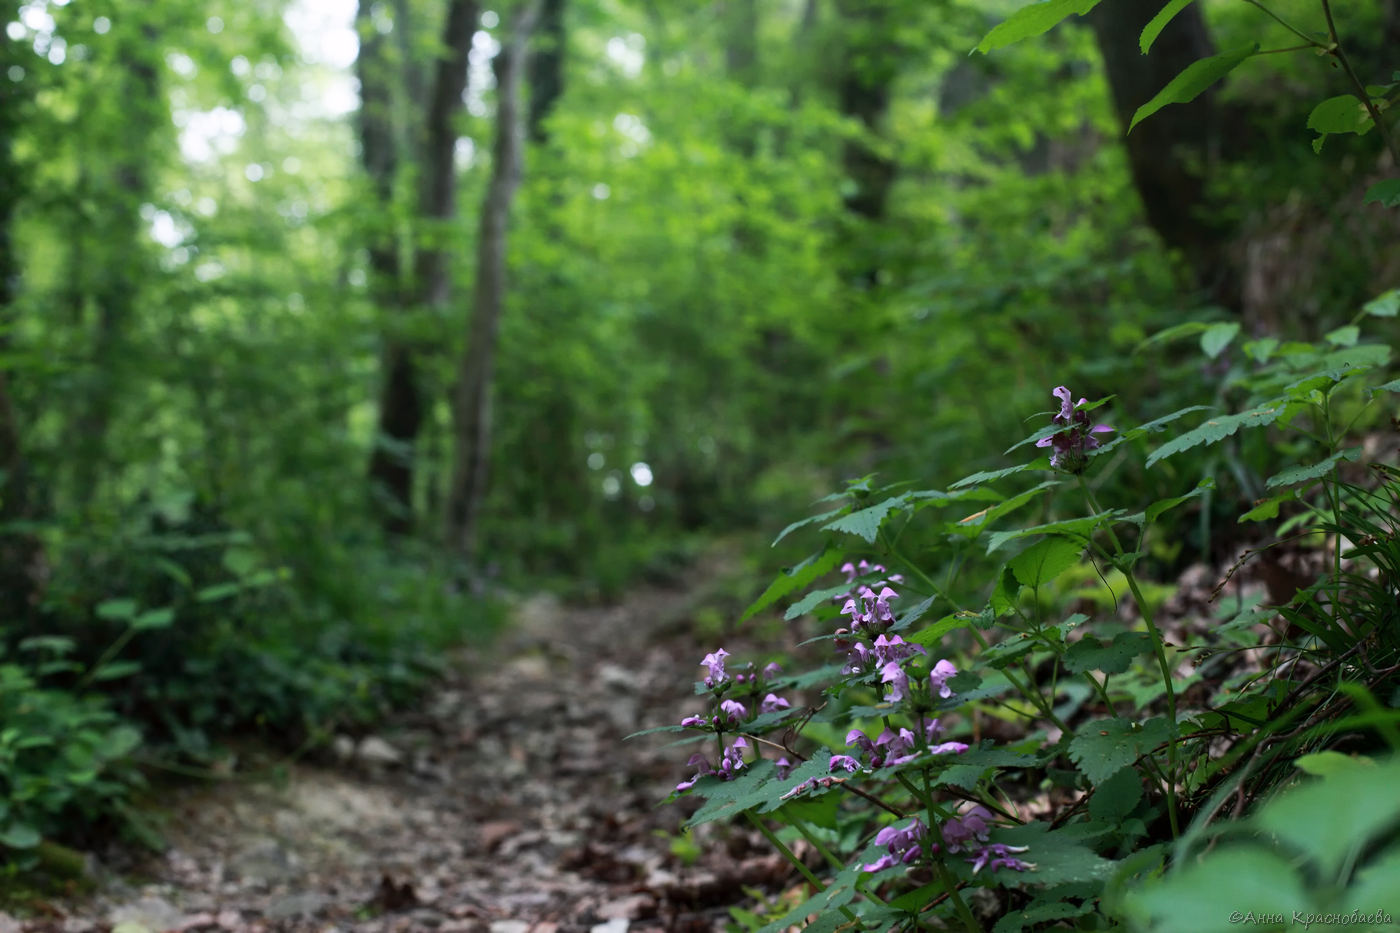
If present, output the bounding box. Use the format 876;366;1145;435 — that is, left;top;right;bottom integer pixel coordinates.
7;556;784;932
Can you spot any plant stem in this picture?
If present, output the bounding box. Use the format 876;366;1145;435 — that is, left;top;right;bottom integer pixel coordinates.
1319;0;1400;165
920;771;983;933
744;811;864;926
1077;477;1181;838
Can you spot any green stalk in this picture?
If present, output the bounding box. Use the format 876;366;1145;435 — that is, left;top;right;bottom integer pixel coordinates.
1077;476;1181;838
919;770;984;933
744;811;863;926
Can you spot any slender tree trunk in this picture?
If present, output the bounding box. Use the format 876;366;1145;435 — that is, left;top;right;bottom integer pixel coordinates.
446;1;540;562
1088;0;1240;310
527;0;567;144
833;0;898;286
71;24;161;510
0;30;44;621
362;0;479;534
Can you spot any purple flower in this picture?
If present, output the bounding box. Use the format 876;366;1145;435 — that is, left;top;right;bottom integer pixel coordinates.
929;741;970;755
841;640;871;675
676;752;713;791
829;754;862;773
968;842;1033;874
862;818;927;873
680;714;706;728
846;728;877;759
875;727;919;766
873;633;925;666
775;757;794;780
1035;385;1113;474
719;699;748;724
701;649;730;688
881;660;910;703
942;805;993;852
930;659;958;699
762;661;783;678
760;693;790;714
718;737;748;777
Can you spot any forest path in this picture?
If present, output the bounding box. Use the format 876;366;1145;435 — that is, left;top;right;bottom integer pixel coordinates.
30;556;784;933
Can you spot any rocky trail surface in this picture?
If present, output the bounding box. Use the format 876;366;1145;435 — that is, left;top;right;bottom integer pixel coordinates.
11;567;788;933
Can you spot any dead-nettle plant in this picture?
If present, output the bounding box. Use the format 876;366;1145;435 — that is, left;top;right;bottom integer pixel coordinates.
633;299;1400;932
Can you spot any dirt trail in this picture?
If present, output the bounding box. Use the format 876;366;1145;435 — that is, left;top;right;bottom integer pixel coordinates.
17;565;782;932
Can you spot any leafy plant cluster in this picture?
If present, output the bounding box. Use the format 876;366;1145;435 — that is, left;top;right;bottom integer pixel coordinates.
650;294;1400;930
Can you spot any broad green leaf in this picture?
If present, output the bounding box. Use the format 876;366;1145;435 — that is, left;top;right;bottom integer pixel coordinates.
195;582;241;603
772;507;843;546
100;725;143;760
956;481;1059;534
96;598;139;621
0;822;41;849
1129;45;1257;132
222;547;259;576
1244;337;1279;362
1140;0;1195;54
132;607;176;631
1063;631;1153;675
18;636;75;655
939;745;1040;791
1145;401;1288;468
993;900;1092;933
1008;535;1082;589
976;0;1104;54
1325;324;1360;347
1121;847;1310;932
1365;288;1400;317
1068;717;1169;784
1294;750;1375;777
950;461;1043;489
741;548;842;622
755;865;860;933
90;660;142;681
1308;94;1373;153
905;610;980;648
1264;447;1359;489
1089;766;1143;822
1256;758;1400;876
1200;321;1239;359
1365;179;1400;206
820;494;909;543
1371;377;1400;395
987;822;1117;885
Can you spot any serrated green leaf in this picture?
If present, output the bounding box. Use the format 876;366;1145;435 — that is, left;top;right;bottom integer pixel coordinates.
1200;321;1239;359
1364;289;1400;317
1144;478;1214;525
939;745;1039;791
994;900;1091;933
1145;401;1288;468
989;822;1117;884
1063;632;1153;675
891;595;937;632
755;865;860;933
1265;447;1359;489
956;481;1059;534
820;494;909;543
1129;44;1257;132
96;598;139;621
772;506;844;546
1137;320;1210;350
905;610;979;648
976;0;1103;54
1140;0;1195;53
1238;493;1290;522
783;583;852;620
1244;337;1279;363
1089;766;1143;821
990;566;1020;616
741;548;842;622
1009;535;1082;589
950;461;1044;489
1364;179;1400;207
986;512;1115;553
1068;717;1169;784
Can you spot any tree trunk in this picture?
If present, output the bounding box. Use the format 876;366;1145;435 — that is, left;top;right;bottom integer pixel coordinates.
527;0;567;144
833;0;898;286
446;1;540;562
362;0;479;534
1088;0;1240;311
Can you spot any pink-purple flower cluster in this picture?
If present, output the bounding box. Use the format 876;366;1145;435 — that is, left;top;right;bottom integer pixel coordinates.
861;818;928;873
834;718;969;774
940;805;1033;875
676;736;749;791
1036;385;1112;474
676;651;793;790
